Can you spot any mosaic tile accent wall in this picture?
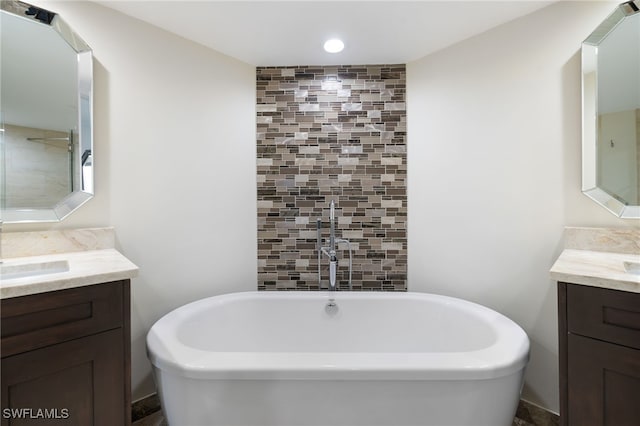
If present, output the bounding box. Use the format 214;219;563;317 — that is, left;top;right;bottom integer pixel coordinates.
256;65;407;291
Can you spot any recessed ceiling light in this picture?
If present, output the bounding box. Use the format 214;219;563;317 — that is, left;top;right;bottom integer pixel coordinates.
324;39;344;53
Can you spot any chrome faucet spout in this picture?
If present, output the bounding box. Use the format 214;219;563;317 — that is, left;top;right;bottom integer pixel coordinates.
329;199;336;254
317;199;341;291
329;258;337;290
328;199;337;290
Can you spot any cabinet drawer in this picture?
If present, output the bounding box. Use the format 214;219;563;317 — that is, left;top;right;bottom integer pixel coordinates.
1;281;124;357
567;283;640;350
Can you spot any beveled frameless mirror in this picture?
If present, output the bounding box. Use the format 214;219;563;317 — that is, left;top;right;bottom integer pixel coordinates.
0;0;93;223
582;0;640;219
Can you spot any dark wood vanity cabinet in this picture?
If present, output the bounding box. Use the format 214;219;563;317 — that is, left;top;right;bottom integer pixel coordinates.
558;282;640;426
1;280;131;426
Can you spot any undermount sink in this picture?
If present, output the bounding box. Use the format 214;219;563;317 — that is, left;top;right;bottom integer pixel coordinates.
623;261;640;275
0;260;70;281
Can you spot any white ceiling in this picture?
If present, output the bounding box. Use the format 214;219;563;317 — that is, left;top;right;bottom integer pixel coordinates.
95;1;555;66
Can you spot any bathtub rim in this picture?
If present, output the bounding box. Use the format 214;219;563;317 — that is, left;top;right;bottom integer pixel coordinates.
147;291;530;381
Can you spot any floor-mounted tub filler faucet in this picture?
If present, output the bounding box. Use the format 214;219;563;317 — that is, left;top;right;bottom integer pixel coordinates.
317;200;353;291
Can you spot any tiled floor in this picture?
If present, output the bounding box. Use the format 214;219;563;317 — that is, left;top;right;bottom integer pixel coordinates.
132;394;557;426
132;410;165;426
513;400;560;426
132;406;557;426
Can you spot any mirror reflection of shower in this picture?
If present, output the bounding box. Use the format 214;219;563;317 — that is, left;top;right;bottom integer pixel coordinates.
0;125;4;211
1;0;94;222
582;0;640;218
1;124;74;209
595;10;640;206
81;149;93;193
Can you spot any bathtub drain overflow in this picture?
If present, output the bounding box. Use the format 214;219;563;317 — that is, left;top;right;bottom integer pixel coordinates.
325;299;339;315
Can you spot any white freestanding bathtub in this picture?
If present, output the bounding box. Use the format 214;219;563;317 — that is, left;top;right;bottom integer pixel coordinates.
147;291;529;426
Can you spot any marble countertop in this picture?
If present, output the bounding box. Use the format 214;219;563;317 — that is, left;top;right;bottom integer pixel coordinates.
1;249;139;299
550;249;640;293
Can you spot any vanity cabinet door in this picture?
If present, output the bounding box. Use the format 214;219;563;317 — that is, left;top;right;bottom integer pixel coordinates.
567;333;640;426
559;282;640;426
0;280;131;426
1;329;126;426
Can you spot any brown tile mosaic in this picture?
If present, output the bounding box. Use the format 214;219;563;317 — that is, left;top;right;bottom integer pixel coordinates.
256;65;407;291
